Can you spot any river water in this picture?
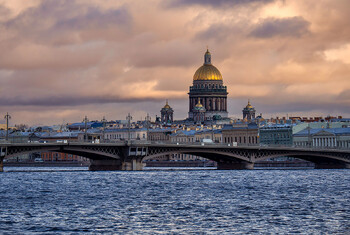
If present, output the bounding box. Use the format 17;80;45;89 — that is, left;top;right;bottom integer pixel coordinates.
1;167;349;234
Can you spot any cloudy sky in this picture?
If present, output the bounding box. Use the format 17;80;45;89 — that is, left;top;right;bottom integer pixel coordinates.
0;0;349;125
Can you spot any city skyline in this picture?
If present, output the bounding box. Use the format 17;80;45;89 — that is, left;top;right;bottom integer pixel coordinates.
1;0;350;125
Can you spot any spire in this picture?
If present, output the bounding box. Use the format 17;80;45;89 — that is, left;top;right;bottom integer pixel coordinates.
204;47;211;65
163;99;171;109
246;99;253;109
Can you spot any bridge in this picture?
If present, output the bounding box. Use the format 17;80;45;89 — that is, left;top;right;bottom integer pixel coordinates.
1;142;349;171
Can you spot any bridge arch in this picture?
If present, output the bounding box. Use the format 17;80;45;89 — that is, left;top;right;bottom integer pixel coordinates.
3;145;122;161
255;152;350;169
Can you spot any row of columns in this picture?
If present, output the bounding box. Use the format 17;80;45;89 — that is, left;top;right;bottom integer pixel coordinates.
313;137;337;147
161;112;173;123
189;97;227;112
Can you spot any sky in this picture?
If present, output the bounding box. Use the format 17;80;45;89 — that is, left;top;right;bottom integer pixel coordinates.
0;0;349;125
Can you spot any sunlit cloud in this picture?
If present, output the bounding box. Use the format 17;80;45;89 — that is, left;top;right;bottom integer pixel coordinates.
0;0;349;125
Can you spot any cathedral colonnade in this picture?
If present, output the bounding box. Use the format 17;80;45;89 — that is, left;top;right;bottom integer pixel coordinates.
189;97;227;112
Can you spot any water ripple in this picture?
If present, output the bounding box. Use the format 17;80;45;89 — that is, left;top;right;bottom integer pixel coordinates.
0;168;349;233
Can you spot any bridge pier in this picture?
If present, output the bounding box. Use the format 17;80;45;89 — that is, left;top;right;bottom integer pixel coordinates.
89;159;122;171
0;157;3;172
89;158;144;171
217;161;254;170
122;158;144;171
314;162;350;169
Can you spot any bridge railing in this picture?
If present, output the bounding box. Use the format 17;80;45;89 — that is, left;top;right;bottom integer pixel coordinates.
0;138;349;151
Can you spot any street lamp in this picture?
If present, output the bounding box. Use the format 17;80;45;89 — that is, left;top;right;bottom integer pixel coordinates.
126;113;132;141
145;113;151;141
101;116;107;143
4;112;11;141
83;116;89;142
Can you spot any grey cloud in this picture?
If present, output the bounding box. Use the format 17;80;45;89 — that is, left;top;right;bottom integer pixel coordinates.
0;5;11;21
3;0;132;44
54;6;131;31
195;24;245;42
260;102;350;114
250;17;310;38
165;0;274;8
0;95;160;107
337;90;350;100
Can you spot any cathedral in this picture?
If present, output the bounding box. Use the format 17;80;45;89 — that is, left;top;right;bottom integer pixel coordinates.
188;49;228;121
242;100;256;120
160;100;174;124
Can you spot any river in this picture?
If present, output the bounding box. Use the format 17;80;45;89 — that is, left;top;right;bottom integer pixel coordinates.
1;167;349;234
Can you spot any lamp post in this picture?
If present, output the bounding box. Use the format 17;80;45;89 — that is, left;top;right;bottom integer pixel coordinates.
4;112;11;141
101;116;107;143
126;113;132;141
83;116;89;142
307;123;311;148
145;113;151;141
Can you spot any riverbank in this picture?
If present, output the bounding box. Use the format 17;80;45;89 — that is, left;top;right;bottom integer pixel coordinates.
145;160;315;168
4;161;90;167
4;160;315;168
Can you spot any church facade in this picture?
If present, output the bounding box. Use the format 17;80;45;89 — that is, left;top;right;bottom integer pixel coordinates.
188;49;228;121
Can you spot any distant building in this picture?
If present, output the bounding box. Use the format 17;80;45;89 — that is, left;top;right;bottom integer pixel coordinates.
222;123;259;145
41;132;80;143
259;124;293;146
194;129;222;143
192;99;206;123
170;130;196;143
148;128;172;141
242;100;256;120
293;127;350;149
104;128;147;141
160;100;174;124
67;121;102;131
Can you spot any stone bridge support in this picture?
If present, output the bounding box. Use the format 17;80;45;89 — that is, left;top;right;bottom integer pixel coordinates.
88;146;147;171
315;162;350;169
0;157;3;172
89;159;123;171
0;147;6;172
89;158;144;171
217;161;254;170
122;158;144;171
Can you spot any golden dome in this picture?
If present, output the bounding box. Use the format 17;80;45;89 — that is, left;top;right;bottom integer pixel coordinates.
193;49;222;81
193;64;223;81
194;99;205;110
246;100;253;109
163;100;171;109
195;102;203;108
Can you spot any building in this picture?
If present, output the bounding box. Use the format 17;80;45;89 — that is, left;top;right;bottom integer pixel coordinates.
293;121;348;134
104;128;147;141
222;123;259;145
148;128;172;141
293;127;350;149
41;131;81;143
67;121;102;131
242;100;256;120
160;100;174;124
194;129;222;143
188;49;228;120
170;130;196;143
192;99;206;123
259;124;293;146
